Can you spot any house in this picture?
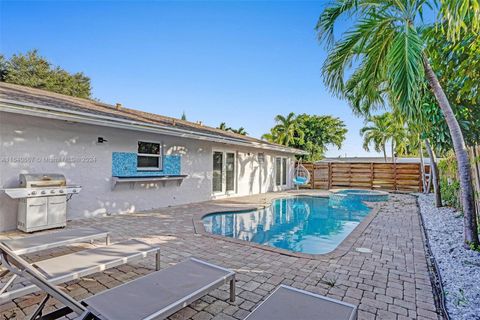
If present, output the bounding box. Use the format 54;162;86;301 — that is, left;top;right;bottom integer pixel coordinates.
0;83;305;232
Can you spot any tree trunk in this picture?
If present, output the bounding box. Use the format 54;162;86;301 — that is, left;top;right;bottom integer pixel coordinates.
423;57;479;246
419;140;427;193
383;146;387;163
391;140;395;164
425;139;442;207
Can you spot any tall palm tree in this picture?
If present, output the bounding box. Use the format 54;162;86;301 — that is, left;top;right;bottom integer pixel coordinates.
271;112;304;147
360;113;393;162
317;0;479;246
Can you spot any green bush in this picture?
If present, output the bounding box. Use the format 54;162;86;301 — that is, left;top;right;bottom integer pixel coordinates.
438;151;462;210
440;178;461;208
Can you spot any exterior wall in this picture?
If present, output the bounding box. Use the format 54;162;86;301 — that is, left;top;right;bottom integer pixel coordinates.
0;112;295;232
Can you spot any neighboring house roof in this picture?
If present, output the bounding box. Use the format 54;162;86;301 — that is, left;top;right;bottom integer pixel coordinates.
318;157;431;164
0;83;305;154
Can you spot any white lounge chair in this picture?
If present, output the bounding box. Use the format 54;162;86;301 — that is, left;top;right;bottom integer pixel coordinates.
0;237;160;303
245;285;357;320
1;227;110;255
0;243;235;320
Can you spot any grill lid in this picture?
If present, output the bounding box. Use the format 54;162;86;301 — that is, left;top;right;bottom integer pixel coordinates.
19;173;66;188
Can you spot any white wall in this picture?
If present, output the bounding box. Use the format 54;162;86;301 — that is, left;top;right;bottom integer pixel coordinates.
0;112;295;231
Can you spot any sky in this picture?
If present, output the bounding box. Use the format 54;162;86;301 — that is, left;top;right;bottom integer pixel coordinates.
1;0;387;158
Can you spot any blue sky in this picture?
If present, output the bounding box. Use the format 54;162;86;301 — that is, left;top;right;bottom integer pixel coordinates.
1;0;386;157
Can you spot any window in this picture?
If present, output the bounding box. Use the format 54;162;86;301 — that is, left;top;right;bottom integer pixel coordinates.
137;141;162;170
276;157;288;186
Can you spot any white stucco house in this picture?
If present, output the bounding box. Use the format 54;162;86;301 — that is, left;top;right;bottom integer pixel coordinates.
0;83;304;232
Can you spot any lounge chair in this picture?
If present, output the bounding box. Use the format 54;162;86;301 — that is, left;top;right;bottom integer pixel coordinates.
0;243;236;320
1;227;110;255
0;238;160;303
245;285;357;320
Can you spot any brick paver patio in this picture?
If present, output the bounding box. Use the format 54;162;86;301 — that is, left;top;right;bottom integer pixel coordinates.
0;191;440;320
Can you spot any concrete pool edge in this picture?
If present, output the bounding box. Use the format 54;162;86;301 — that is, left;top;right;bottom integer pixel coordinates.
192;191;385;260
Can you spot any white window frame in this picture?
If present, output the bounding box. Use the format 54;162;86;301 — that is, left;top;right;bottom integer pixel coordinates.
137;140;162;171
275;156;289;187
212;149;237;195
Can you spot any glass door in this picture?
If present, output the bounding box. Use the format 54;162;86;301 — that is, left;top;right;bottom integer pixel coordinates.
213;151;236;194
213;151;224;193
226;152;235;192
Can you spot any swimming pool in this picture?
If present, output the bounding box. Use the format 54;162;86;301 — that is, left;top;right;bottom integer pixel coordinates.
333;189;389;202
202;196;372;255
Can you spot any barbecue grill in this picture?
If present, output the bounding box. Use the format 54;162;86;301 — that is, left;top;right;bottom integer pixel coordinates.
3;174;81;232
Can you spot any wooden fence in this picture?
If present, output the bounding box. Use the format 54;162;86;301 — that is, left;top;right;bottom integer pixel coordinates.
301;161;428;192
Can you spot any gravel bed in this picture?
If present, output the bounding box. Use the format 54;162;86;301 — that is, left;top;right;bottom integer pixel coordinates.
418;194;480;320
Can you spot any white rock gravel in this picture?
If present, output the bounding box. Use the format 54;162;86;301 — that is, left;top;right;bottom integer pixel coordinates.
417;193;480;320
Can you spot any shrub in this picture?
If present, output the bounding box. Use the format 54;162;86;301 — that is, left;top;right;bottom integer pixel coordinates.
438;151;462;210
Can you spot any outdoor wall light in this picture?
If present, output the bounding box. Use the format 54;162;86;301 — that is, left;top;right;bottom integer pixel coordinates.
97;137;108;144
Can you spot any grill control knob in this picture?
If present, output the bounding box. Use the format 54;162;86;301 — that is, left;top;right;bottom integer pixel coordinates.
59;189;64;194
31;191;37;195
50;190;56;194
72;189;77;193
41;190;46;195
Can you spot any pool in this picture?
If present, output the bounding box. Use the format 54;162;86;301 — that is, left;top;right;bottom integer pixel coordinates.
202;196;373;255
331;189;389;203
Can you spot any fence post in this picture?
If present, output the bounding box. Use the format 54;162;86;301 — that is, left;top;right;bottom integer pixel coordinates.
393;161;397;191
328;162;332;189
370;162;374;190
418;163;423;192
311;163;315;189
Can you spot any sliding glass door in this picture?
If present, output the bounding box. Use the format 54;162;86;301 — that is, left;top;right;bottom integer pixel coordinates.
226;152;235;192
213;151;224;193
212;151;236;194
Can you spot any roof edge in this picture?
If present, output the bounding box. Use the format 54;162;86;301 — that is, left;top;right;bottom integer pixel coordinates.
0;98;307;155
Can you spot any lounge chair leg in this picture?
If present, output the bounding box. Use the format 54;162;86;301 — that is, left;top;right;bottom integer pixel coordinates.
28;294;50;320
155;249;161;271
106;234;111;246
0;274;17;295
229;277;236;302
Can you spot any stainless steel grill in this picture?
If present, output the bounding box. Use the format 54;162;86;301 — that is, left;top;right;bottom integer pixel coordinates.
4;174;81;232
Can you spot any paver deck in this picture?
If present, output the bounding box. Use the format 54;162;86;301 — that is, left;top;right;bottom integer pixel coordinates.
0;191;440;320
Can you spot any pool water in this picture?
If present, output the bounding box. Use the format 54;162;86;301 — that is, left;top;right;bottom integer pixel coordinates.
202;196;372;255
334;189;389;202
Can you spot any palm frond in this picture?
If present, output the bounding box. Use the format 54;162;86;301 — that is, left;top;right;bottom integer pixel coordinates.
387;24;424;119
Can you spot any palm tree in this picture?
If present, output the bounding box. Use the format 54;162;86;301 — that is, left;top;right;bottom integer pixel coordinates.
271;112;304;147
230;127;247;135
317;0;479;246
261;130;278;143
441;0;480;41
360;114;392;162
218;122;229;131
217;122;247;135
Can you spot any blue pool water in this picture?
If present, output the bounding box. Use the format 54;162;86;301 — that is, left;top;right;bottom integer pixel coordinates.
334;189;389;202
202;196;372;255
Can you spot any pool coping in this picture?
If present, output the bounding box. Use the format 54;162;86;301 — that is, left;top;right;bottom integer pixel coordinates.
192;191;385;260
